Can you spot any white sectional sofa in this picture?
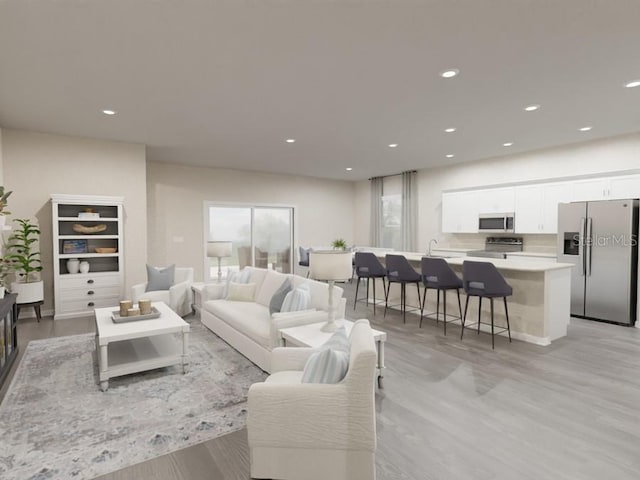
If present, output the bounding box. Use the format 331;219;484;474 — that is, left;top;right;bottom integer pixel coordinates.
201;267;347;372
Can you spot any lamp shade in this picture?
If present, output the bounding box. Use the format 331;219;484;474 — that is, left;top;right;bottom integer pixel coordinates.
309;251;353;281
207;241;233;258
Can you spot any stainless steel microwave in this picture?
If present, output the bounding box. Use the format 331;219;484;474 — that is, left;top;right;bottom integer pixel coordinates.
478;213;515;233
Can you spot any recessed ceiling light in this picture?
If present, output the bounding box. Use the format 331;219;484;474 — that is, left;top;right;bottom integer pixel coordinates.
579;126;592;132
440;69;459;78
624;80;640;88
446;154;455;158
444;128;456;133
388;143;398;148
524;104;540;112
285;138;296;143
102;109;117;115
503;142;514;147
345;167;353;171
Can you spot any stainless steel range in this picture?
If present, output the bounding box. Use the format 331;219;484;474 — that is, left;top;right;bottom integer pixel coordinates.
467;237;523;259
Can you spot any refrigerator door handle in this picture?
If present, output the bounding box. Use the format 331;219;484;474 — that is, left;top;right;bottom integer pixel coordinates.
586;217;593;277
579;217;586;276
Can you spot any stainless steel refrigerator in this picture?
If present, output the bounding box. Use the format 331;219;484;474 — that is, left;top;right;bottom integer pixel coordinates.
557;199;638;325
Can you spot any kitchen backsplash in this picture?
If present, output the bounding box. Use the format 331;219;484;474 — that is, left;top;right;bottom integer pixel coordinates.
440;233;557;254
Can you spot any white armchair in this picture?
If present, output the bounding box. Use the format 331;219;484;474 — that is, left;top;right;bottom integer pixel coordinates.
247;319;377;480
131;267;194;316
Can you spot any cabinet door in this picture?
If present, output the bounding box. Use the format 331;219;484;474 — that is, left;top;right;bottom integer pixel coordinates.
514;185;543;233
442;191;478;233
477;187;515;214
608;174;640;200
540;182;573;233
571;178;608;202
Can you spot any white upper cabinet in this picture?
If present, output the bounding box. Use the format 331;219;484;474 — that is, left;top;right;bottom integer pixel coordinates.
514;185;543;234
476;187;515;214
540;182;572;233
442;191;479;233
571;174;640;201
608;174;640;199
443;173;640;236
571;178;610;201
514;182;572;234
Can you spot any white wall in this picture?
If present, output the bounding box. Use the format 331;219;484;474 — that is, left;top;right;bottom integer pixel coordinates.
0;128;4;184
1;129;148;313
146;162;357;281
355;132;640;252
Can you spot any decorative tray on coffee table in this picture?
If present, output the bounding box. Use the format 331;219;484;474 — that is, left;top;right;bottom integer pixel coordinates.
111;307;161;323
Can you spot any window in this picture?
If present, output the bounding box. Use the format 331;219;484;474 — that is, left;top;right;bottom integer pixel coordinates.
381;176;402;250
204;203;294;281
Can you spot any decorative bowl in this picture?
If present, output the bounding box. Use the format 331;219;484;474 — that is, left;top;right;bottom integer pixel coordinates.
72;223;107;234
95;247;117;253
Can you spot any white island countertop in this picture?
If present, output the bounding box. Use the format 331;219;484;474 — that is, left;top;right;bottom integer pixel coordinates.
385;251;573;272
367;249;572;346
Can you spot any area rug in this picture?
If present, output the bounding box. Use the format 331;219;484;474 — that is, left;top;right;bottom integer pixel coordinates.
0;321;267;480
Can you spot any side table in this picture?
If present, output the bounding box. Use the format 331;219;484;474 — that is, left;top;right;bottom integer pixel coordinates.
191;283;205;314
279;320;387;388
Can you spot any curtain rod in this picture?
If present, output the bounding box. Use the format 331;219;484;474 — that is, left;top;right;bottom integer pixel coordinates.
368;170;416;181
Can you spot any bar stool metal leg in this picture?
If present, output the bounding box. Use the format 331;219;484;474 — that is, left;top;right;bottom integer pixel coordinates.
490;297;495;349
443;290;448;335
477;297;482;335
504;297;512;342
461;294;470;339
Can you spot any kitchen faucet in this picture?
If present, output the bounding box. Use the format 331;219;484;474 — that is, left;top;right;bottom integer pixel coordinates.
428;238;438;256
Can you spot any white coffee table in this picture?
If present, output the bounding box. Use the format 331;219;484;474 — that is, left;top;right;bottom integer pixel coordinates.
94;301;190;391
279;320;387;388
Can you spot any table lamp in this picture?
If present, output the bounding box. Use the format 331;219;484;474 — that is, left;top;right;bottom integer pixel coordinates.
207;241;233;283
309;250;353;332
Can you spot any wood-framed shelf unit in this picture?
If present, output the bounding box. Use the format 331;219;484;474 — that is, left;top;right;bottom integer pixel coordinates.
51;194;125;320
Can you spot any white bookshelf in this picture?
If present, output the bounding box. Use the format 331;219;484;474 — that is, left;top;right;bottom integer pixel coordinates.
51;194;125;320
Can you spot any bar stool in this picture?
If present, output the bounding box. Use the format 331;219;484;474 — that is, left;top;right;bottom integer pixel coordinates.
353;252;388;314
460;260;512;349
420;257;463;335
384;254;422;324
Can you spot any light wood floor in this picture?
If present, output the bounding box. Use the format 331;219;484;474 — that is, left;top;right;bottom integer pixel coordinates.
3;282;640;480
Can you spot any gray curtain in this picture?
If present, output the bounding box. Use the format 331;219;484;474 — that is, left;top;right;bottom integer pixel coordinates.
369;176;383;247
401;170;417;251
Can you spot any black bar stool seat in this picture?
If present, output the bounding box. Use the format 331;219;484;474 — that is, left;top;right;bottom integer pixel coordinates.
460;260;513;349
384;254;422;324
353;252;387;314
420;257;463;335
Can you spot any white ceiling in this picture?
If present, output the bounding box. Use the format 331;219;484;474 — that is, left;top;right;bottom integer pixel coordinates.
1;0;639;181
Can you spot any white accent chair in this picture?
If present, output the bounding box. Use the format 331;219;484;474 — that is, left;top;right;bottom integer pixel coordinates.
247;319;377;480
131;267;194;316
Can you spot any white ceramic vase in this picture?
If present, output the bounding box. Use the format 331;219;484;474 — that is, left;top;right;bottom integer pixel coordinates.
67;258;80;274
79;261;90;274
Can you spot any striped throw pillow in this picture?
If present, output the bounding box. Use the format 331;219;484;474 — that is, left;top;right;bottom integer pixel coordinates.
301;327;350;384
281;283;311;312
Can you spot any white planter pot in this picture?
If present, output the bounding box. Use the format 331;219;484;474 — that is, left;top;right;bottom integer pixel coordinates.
0;216;5;228
10;280;44;304
0;286;4;299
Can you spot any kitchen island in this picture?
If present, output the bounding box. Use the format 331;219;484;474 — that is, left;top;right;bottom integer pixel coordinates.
371;251;573;346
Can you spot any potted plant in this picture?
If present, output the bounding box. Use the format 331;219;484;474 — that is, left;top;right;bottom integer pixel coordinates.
6;218;44;303
331;238;348;250
0;186;12;228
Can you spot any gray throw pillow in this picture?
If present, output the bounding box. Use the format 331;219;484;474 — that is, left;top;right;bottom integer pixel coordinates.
146;264;175;292
269;279;293;315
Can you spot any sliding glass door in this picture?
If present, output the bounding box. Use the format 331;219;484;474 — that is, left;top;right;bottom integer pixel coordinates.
205;203;293;281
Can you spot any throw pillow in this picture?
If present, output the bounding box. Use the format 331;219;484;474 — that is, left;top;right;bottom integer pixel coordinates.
223;268;252;298
301;326;350;384
226;282;257;301
269;279;293;315
146;264;175;292
280;283;311;312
